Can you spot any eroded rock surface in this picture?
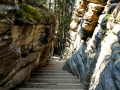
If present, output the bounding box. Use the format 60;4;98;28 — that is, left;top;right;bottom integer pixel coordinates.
62;0;87;60
62;0;120;90
0;1;55;90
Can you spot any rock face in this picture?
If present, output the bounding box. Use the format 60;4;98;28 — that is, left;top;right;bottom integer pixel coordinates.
80;2;104;40
0;1;55;90
62;0;120;90
61;0;87;60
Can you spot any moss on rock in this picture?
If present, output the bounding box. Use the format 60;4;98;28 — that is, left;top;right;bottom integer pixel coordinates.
102;14;111;40
19;4;41;22
17;4;53;24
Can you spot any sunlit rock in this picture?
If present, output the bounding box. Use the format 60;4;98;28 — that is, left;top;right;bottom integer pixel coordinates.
70;20;79;31
62;0;120;90
88;0;106;4
70;0;87;32
62;0;87;60
80;2;104;40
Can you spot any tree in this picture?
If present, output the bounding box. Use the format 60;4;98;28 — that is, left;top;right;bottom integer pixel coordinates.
44;0;75;55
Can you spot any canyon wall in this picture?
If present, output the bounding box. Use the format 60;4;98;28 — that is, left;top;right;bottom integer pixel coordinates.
62;0;120;90
0;1;55;90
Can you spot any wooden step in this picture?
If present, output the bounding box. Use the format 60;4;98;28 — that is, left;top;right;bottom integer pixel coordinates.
30;76;78;79
31;73;73;76
34;70;68;73
21;83;82;89
18;88;83;90
16;57;83;90
28;78;80;83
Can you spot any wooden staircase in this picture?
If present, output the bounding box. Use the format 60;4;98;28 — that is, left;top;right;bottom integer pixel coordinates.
16;56;83;90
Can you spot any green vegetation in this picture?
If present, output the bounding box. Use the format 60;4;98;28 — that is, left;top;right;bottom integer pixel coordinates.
102;14;111;40
19;4;41;22
33;0;47;6
17;4;52;23
105;14;111;20
47;0;75;55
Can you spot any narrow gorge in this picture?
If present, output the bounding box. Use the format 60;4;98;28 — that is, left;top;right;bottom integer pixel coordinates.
0;0;120;90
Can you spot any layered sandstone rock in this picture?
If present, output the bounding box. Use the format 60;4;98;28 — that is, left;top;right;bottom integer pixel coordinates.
89;2;120;90
80;0;104;40
62;0;104;60
70;0;87;31
61;0;87;60
62;0;120;90
0;1;55;90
